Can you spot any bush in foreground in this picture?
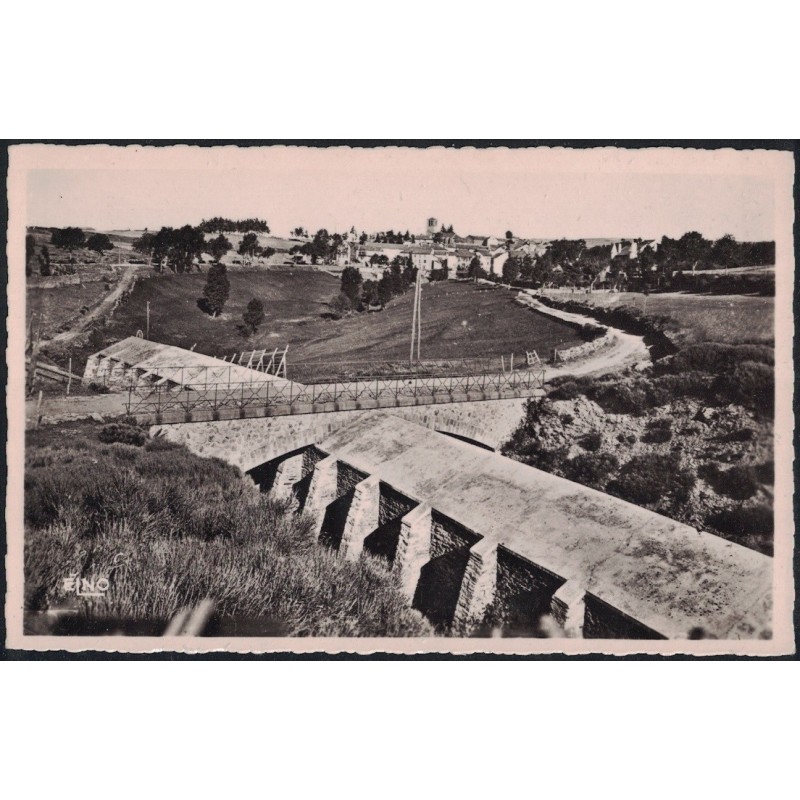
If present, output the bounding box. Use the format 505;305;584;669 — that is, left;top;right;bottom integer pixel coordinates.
24;425;430;637
98;423;146;447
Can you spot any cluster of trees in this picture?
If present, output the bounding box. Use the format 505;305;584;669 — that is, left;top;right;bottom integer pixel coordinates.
51;227;87;252
238;232;275;265
132;227;276;272
27;228;116;276
134;226;206;273
329;258;417;318
291;227;308;238
290;229;346;265
658;232;774;271
197;217;270;233
373;230;413;244
514;232;775;290
431;224;455;245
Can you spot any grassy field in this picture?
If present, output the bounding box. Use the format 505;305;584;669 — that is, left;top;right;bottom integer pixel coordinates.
28;282;113;340
24;422;431;637
541;289;774;346
105;272;584;376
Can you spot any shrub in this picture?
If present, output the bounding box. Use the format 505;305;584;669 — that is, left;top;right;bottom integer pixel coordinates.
589;382;648;415
145;434;182;453
559;413;574;425
24;425;431;636
756;460;774;484
98;424;146;447
609;453;695;505
720;427;755;442
87;327;106;351
502;435;568;473
563;452;619;488
712;361;774;416
548;381;584;401
88;382;110;394
646;371;714;405
579;323;606;342
707;504;773;539
578;431;603;452
663;343;773;375
641;427;672;444
641;417;673;443
327;292;352;319
719;465;760;500
617;432;637;444
699;463;760;500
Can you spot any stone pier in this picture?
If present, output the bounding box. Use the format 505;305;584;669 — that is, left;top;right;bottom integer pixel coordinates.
245;414;773;640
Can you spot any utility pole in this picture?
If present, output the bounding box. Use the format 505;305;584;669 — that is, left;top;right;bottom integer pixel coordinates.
410;268;418;364
415;268;422;361
146;301;150;339
409;267;422;363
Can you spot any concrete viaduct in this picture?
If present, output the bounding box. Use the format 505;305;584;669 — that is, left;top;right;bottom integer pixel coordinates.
68;331;772;640
240;415;772;640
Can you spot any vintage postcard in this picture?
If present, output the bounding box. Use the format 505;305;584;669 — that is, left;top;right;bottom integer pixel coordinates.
4;142;796;656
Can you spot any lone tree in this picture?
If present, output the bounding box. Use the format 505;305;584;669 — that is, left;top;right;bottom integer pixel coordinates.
51;227;86;252
340;265;363;305
206;233;232;263
328;293;352;319
86;233;114;257
238;232;260;265
25;234;36;277
132;232;155;265
242;298;265;333
38;246;52;277
468;256;486;282
502;256;520;284
199;261;230;317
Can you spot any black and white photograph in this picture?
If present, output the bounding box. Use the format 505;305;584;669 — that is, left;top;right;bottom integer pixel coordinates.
4;142;795;655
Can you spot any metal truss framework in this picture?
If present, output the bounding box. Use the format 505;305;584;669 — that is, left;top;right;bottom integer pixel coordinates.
121;365;546;420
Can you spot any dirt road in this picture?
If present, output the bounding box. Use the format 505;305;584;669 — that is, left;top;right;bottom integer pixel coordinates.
45;261;142;346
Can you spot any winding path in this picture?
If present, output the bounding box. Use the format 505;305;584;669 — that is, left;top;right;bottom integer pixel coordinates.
45;261;142;346
27;301;650;426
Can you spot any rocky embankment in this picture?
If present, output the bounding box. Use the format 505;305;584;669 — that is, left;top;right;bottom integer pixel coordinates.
501;294;775;557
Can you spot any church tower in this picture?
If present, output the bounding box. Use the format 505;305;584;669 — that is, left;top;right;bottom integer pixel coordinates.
426;217;438;236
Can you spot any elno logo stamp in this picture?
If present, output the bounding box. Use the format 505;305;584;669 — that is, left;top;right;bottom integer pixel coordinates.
62;575;110;598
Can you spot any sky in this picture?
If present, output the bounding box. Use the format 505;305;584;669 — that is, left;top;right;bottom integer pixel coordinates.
22;146;779;241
